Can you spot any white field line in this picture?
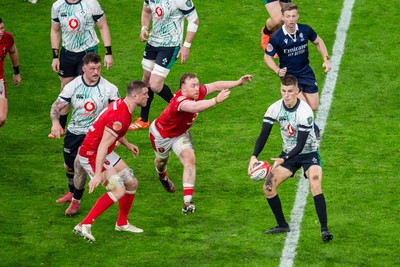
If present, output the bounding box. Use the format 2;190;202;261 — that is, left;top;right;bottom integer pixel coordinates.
279;0;355;266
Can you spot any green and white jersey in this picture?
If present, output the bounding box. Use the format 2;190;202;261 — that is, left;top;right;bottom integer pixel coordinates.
145;0;197;47
264;99;318;154
59;76;120;135
51;0;104;52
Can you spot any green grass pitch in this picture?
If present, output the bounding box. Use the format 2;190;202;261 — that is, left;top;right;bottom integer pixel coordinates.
0;0;399;266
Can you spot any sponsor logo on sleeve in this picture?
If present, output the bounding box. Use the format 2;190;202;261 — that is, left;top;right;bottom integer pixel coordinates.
266;43;273;53
112;121;122;131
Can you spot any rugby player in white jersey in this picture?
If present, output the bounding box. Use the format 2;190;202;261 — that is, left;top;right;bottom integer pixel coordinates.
129;0;199;131
49;0;113;138
248;75;333;242
50;53;119;216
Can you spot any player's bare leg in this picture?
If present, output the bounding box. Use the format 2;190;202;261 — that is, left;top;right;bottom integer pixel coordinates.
115;170;143;234
129;72;163;130
306;165;333;242
65;158;87;216
155;156;176;193
0;98;8;128
263;166;291;234
299;91;321;139
261;1;284;51
179;148;196;214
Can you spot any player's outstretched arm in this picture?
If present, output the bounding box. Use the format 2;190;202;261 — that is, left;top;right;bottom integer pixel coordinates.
206;74;253;94
180;89;231;113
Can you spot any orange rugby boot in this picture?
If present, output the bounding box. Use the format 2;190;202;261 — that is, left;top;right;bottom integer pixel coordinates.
128;117;150;130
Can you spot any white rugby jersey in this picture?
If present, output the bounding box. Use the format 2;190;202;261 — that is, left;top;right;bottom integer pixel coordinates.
51;0;104;52
264;99;318;154
59;76;120;135
145;0;198;47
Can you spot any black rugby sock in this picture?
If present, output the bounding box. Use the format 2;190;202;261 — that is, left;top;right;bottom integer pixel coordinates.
267;195;288;227
73;188;85;201
140;88;154;122
263;26;272;35
314;193;328;230
157;84;173;103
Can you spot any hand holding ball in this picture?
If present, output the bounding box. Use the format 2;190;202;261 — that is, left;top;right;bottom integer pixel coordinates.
250;161;271;181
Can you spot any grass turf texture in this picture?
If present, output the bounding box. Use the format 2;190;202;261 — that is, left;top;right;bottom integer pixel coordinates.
0;0;399;266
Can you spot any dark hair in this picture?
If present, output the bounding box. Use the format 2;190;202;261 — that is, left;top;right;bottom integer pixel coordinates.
126;80;147;96
281;75;298;87
281;2;298;14
179;73;198;87
82;52;101;65
0;18;3;24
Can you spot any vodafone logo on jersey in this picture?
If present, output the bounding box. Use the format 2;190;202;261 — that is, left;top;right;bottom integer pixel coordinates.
155;6;163;17
69;18;79;29
287;124;295;136
154;5;166;22
84;101;96;112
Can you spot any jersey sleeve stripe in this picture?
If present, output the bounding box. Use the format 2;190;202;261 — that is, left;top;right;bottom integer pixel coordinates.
299;124;312;131
180;6;196;15
263;116;275;124
59;96;71;103
105;126;119;138
93;13;105;23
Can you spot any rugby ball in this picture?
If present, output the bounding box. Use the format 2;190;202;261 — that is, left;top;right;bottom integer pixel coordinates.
250;161;271;181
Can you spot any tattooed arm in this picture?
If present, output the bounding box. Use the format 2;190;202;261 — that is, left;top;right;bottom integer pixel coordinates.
50;98;69;139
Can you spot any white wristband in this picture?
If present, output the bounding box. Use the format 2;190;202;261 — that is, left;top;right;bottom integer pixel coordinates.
183;41;191;48
141;26;148;32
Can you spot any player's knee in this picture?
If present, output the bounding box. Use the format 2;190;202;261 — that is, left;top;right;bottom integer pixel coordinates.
309;175;322;196
105;174;124;191
65;165;74;174
65;166;75;183
118;167;137;190
180;150;196;167
74;171;87;190
155;157;168;170
148;80;164;93
269;16;283;30
310;186;322;196
64;162;71;170
309;102;319;111
263;185;276;198
182;159;195;172
125;178;138;192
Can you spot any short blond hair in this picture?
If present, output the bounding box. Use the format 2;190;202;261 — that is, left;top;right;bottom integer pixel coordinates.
281;2;298;14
